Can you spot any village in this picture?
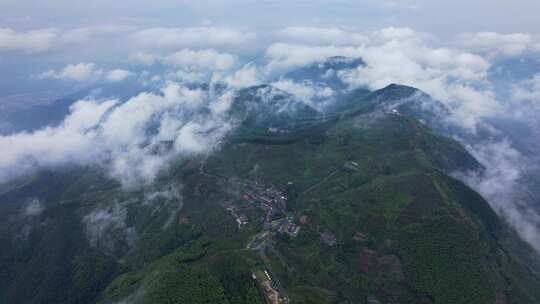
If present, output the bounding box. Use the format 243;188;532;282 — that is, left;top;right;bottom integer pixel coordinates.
221;180;300;238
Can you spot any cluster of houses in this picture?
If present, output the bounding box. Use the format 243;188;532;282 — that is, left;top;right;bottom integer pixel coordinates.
243;181;288;225
221;180;303;239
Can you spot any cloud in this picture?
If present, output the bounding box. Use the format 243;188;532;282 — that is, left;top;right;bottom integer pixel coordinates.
272;79;334;109
0;82;236;187
0;25;253;60
83;201;136;253
24;198;44;217
512;73;540;102
164;49;236;70
374;26;431;43
278;26;369;46
455;32;533;56
130;49;250;87
130;27;254;49
41;63;133;83
0;98;116;177
169;70;208;83
221;63;259;88
129;52;158;65
130;49;237;72
265;43;363;72
0;27;58;53
59;24;134;44
41;63;103;81
106;69;133;82
445;85;501;129
0;25;135;54
457;139;540;252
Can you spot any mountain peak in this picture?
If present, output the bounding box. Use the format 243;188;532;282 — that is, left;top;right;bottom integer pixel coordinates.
379;83;422;97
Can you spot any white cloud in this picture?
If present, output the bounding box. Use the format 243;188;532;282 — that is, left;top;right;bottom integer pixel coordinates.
130;49;236;71
445;85;501;129
24;198;44;217
374;26;430;43
0;27;58;53
164;49;236;70
458;139;540;252
170;70;208;83
0;98;116;177
129;52;158;65
41;63;132;83
60;24;134;44
0;26;254;58
278;26;369;46
83;202;135;252
0;25;135;53
265;43;363;72
221;63;259;88
130;27;254;49
455;32;532;56
272;79;334;109
512;73;540;102
107;69;133;82
0;82;236;187
41;63;103;81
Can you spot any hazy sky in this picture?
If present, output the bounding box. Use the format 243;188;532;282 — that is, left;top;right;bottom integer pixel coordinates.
2;0;540;36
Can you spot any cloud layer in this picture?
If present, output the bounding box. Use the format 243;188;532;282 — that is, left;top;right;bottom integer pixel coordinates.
0;27;58;53
0;81;237;187
40;63;133;82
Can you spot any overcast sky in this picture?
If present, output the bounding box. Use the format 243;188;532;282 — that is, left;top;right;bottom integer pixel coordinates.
2;0;540;34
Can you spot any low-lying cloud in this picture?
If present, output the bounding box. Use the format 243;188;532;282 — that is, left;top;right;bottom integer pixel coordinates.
129;27;255;50
278;26;369;46
457;140;540;252
40;62;133;83
454;32;533;57
0;27;58;53
0;25;133;54
0;81;237;187
131;49;237;71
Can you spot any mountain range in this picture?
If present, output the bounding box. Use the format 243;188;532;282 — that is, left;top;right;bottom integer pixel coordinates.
1;57;539;304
